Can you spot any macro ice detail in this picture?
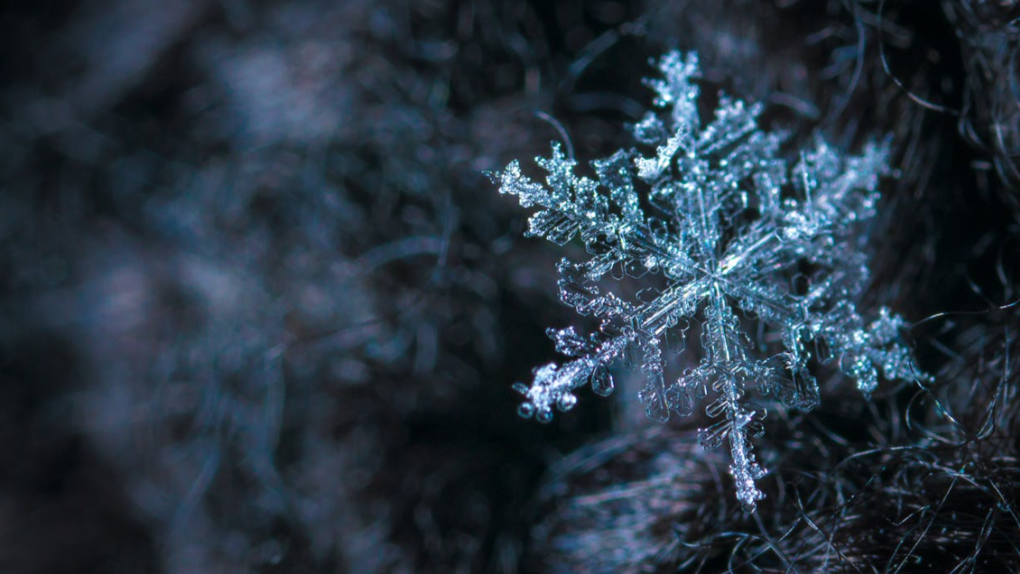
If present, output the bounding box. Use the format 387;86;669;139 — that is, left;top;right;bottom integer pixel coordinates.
489;51;927;510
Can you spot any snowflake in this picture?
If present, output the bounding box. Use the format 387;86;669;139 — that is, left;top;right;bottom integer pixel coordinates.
489;51;928;510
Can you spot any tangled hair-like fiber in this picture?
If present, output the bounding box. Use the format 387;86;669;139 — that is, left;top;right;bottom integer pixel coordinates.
529;321;1019;572
526;1;1020;572
0;0;1017;573
945;0;1020;199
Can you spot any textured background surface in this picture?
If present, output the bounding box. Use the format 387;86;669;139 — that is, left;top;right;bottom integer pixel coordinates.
0;1;1017;572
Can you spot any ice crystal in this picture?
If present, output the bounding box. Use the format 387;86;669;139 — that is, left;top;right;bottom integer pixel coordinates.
489;51;927;510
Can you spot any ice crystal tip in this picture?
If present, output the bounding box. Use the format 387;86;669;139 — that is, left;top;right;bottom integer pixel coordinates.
491;50;928;509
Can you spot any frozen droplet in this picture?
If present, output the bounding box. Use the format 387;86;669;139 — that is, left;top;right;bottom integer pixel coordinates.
666;383;693;416
556;392;577;412
517;402;535;418
591;366;614;396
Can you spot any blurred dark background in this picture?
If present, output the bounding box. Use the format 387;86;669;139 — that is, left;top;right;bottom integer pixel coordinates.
0;0;1018;572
